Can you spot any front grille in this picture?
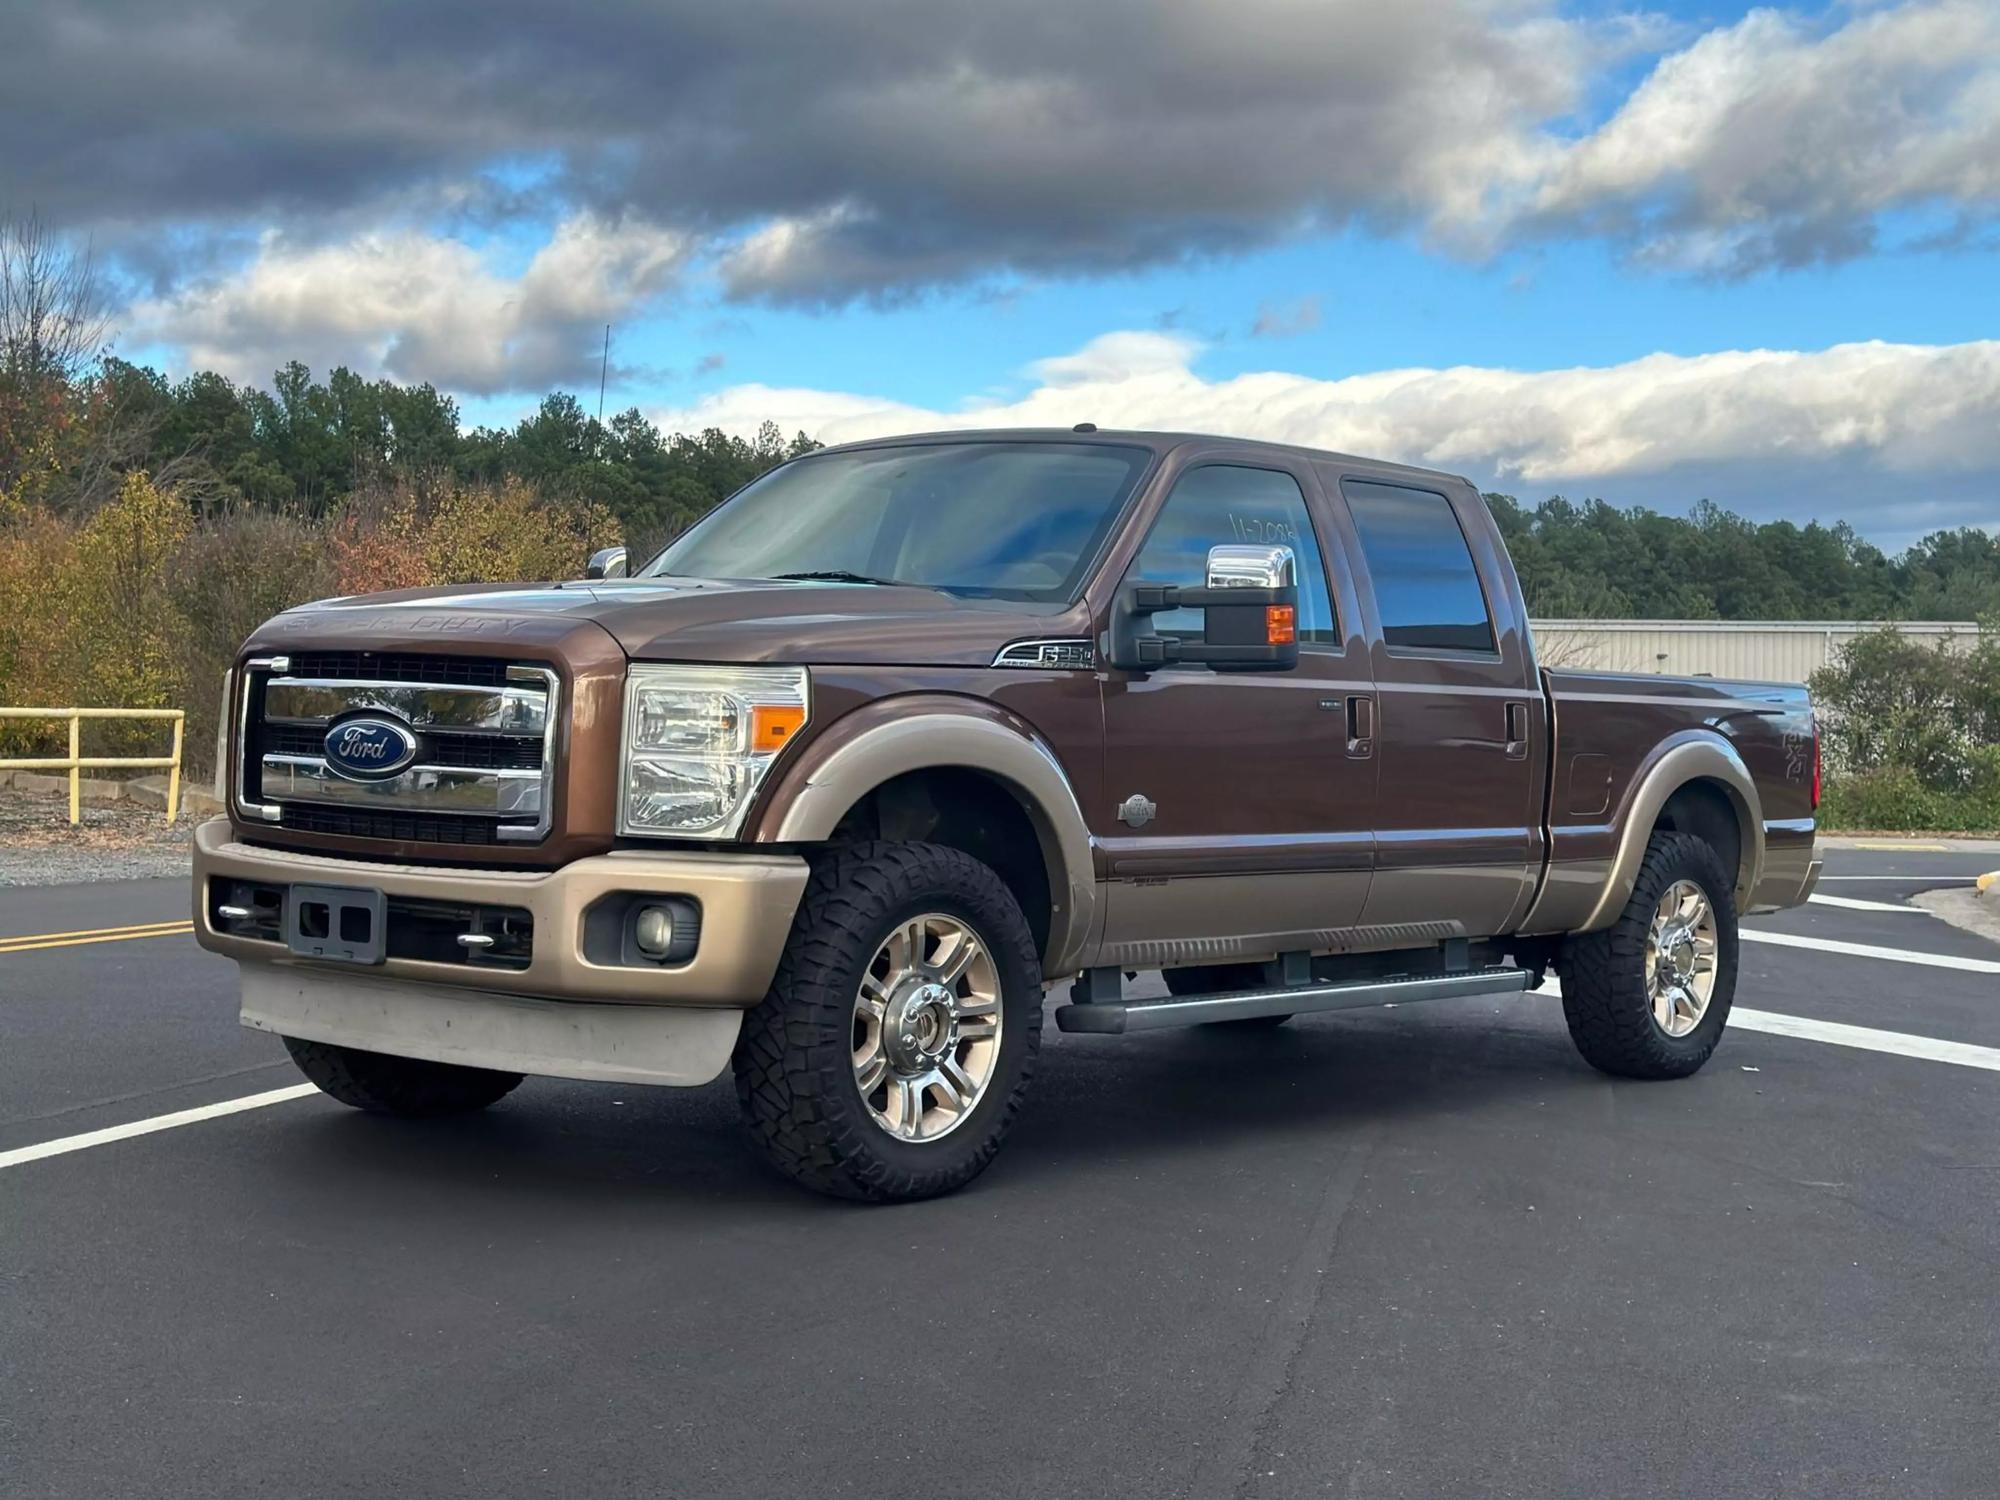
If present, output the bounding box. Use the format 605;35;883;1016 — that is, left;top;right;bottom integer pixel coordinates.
279;806;503;845
286;651;515;688
262;722;541;770
241;652;558;846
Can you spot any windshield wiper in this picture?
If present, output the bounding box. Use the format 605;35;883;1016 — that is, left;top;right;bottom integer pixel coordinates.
770;570;905;586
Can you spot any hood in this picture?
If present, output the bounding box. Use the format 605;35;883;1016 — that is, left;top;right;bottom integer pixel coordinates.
248;577;1080;667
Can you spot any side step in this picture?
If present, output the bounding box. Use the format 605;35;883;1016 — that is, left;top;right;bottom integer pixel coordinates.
1053;967;1535;1035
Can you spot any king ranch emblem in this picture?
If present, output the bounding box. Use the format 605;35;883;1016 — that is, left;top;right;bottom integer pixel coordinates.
322;717;420;781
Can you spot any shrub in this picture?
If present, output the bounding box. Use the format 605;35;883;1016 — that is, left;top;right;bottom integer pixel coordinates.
1819;769;2000;833
1810;626;2000;830
328;477;618;595
172;507;334;771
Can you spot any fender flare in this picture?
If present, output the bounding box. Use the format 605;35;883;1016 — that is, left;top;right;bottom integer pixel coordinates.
1574;733;1764;933
754;696;1099;975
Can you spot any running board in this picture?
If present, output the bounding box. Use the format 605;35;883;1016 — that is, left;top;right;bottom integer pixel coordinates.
1054;968;1535;1035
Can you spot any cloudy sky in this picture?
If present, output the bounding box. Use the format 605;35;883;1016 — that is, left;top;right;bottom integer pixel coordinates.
11;0;1998;545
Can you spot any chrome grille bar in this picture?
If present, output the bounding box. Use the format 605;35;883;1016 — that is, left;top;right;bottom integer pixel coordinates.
259;756;543;816
262;679;549;735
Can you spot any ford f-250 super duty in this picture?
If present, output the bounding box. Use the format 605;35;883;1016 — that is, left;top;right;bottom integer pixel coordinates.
194;429;1821;1200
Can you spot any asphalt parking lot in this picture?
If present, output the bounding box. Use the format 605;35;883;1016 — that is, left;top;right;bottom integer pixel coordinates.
4;842;1997;1499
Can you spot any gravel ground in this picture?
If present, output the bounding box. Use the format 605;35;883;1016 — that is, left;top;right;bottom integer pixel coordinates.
0;783;197;886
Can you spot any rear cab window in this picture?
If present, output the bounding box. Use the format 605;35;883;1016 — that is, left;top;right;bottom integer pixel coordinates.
1339;479;1496;653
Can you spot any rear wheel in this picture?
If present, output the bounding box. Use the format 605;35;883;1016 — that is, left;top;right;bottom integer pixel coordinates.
1558;830;1738;1079
1165;963;1292;1029
282;1037;523;1117
732;841;1044;1202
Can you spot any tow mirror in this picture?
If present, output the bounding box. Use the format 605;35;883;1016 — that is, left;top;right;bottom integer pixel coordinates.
1206;542;1295;592
1106;543;1300;673
583;545;630;580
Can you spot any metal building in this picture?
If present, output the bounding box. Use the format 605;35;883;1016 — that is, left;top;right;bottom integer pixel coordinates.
1529;620;1984;683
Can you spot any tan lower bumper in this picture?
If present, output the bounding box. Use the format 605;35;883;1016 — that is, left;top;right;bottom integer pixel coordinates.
243;967;742;1087
192;819;807;1006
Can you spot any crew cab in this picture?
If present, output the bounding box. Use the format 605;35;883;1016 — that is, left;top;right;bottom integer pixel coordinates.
194;429;1821;1200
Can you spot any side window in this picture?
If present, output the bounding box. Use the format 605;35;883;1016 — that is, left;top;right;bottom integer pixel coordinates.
1341;479;1496;653
1129;465;1337;646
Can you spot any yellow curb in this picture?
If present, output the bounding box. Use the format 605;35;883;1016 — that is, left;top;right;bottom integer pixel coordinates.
1978;871;1999;897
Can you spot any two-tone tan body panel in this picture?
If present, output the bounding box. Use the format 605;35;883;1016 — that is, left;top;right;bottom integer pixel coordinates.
195;820;807;1005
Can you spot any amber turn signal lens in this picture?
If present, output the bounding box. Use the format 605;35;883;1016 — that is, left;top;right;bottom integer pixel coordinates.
1265;605;1297;645
749;703;806;752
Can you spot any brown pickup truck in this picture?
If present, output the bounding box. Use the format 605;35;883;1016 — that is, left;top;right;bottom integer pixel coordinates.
194;429;1820;1200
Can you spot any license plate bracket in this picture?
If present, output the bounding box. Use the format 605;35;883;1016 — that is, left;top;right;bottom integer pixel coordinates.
284;884;388;965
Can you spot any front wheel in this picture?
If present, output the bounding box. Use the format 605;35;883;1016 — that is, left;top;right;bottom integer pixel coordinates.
1558;830;1738;1079
732;841;1044;1202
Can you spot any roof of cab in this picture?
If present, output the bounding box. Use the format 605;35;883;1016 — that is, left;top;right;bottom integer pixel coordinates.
805;426;1475;492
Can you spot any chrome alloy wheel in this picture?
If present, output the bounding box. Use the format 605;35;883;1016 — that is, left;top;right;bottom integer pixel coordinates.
1646;878;1719;1037
852;913;1003;1142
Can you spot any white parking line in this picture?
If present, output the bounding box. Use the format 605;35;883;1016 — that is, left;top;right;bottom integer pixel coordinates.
1540;980;2000;1073
0;1085;317;1172
1816;875;1967;882
1742;929;2000;974
1807;894;1927;913
1731;1009;2000;1073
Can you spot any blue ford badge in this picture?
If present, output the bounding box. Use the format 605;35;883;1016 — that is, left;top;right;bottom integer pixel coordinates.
323;717;419;780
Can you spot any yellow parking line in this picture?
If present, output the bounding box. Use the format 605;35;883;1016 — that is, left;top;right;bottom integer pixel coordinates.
0;921;195;955
0;918;191;944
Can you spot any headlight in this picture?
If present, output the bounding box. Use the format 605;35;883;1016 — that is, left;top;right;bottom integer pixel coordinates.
619;665;809;838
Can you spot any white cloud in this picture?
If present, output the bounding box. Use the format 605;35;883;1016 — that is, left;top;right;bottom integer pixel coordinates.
128;213;689;393
1518;0;2000;271
648;330;2000;534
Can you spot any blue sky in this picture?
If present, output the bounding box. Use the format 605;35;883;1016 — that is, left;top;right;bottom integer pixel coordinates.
22;0;1997;546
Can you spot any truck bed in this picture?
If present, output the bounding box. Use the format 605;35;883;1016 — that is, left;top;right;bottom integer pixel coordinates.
1531;667;1817;931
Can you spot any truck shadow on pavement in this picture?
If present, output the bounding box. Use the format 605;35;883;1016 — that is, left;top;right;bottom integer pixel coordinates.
260;1001;1596;1214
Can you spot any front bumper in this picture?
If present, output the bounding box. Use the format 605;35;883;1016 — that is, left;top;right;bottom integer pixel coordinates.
192;819;808;1007
241;966;744;1087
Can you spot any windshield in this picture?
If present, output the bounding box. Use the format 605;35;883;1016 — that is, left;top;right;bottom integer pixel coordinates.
645;441;1151;602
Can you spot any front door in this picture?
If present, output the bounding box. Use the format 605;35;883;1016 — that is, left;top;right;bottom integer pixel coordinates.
1093;453;1377;970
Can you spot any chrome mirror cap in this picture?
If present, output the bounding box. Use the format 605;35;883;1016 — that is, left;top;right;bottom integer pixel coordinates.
584;545;630;580
1206;543;1295;590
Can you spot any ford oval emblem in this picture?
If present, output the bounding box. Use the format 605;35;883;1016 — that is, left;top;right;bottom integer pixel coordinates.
322;717;420;781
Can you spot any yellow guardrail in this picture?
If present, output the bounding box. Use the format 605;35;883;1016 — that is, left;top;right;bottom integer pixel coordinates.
0;707;184;824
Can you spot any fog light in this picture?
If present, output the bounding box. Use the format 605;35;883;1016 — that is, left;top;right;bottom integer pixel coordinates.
633;904;676;958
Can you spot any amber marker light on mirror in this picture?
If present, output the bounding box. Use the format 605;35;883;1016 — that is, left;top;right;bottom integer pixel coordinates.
1266;605;1297;645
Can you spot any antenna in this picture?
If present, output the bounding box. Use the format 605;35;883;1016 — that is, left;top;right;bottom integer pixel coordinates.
597;324;610;423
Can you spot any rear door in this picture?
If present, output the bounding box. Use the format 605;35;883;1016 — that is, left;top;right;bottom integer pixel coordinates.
1093;449;1376;969
1319;471;1545;940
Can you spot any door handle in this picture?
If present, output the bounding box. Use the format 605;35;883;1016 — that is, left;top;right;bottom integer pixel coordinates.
1346;694;1374;758
1504;700;1530;760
